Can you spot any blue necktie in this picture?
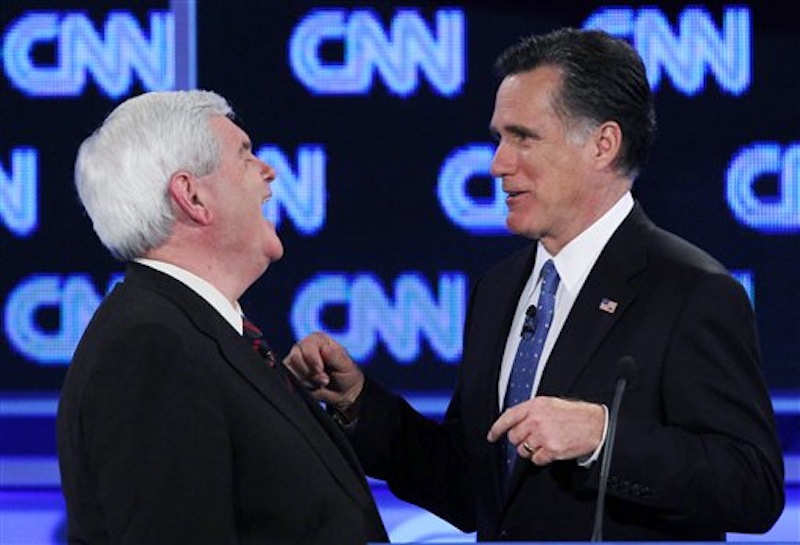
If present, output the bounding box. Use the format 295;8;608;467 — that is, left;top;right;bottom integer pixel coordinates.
502;259;560;474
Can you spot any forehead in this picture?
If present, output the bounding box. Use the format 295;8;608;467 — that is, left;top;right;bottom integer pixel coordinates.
490;66;563;126
209;115;249;148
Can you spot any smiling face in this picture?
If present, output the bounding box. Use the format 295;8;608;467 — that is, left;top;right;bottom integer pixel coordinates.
199;116;284;276
489;66;613;254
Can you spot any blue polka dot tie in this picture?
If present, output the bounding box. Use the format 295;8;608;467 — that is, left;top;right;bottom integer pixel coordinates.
502;259;560;475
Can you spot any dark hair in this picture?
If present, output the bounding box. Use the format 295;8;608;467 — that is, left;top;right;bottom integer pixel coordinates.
495;28;656;178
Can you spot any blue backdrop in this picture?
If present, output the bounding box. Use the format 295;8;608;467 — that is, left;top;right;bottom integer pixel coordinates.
1;1;797;542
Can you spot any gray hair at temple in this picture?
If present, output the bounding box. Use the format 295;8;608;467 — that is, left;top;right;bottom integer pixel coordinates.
74;90;233;261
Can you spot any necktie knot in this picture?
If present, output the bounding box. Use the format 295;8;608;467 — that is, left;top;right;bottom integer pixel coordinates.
540;259;560;296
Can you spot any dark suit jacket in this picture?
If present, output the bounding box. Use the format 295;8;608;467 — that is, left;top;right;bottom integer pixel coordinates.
57;263;388;544
352;203;784;541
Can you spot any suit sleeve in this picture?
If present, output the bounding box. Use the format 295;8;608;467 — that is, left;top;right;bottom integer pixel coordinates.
81;323;237;544
610;272;785;532
350;376;478;532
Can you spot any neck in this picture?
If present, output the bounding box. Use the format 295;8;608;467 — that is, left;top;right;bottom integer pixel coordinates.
540;186;630;255
144;246;254;305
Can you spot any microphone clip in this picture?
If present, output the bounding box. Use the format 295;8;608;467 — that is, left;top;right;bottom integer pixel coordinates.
520;305;537;338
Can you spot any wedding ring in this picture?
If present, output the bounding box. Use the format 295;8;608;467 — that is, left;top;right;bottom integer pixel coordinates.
523;441;534;454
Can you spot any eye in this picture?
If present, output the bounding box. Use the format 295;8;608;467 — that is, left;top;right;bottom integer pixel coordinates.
510;128;534;144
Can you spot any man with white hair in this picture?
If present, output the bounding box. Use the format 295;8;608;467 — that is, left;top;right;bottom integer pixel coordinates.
57;90;388;544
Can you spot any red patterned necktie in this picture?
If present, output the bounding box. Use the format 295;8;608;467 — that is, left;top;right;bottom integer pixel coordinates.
241;315;277;367
242;315;294;391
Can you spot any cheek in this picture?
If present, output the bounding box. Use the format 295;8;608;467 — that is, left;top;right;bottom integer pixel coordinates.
517;154;545;185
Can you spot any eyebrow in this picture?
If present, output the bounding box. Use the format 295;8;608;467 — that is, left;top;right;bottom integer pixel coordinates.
489;123;538;141
506;124;538;139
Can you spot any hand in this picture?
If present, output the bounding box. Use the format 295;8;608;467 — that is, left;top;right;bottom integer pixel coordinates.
283;332;364;412
486;396;605;465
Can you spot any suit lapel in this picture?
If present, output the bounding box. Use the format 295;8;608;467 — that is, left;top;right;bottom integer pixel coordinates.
482;245;537;428
500;204;652;506
469;245;537;510
122;263;378;517
538;204;650;396
215;337;378;511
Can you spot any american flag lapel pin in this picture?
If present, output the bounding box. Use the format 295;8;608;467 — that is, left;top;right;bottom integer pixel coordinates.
599;297;618;314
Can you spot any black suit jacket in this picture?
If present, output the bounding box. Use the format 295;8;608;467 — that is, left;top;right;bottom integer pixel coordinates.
352;203;784;541
57;263;388;544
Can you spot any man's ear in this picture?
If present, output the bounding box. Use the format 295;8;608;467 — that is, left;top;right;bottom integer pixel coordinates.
594;121;623;169
169;171;212;225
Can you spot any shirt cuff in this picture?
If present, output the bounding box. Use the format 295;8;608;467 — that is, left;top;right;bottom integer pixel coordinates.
577;403;609;467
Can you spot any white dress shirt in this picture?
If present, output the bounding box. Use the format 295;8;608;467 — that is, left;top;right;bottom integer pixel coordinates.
134;258;244;334
496;192;634;463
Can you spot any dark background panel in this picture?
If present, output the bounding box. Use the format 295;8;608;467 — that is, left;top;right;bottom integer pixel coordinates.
1;1;797;393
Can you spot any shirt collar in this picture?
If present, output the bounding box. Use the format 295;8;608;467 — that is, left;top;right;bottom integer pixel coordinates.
134;258;244;333
539;192;634;293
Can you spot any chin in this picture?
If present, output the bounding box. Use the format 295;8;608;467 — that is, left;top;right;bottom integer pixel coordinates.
265;240;285;262
505;216;526;236
506;219;539;240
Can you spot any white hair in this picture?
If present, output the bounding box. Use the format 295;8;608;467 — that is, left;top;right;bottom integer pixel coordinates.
75;90;233;261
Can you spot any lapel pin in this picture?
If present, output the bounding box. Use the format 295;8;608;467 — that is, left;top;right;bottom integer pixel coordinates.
599;298;618;314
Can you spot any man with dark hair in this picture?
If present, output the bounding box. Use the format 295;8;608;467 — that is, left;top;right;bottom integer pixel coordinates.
285;28;784;541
